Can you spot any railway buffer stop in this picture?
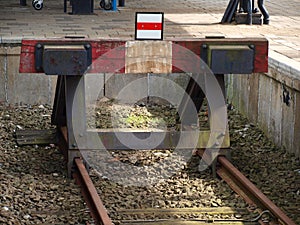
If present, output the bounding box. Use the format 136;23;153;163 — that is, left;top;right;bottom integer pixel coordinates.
19;37;268;177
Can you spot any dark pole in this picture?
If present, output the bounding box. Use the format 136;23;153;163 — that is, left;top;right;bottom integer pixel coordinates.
119;0;125;7
239;0;245;12
64;0;67;12
257;0;269;24
246;0;252;25
20;0;26;6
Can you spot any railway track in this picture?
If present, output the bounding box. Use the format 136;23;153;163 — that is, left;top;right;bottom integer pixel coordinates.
216;156;296;225
9;37;298;224
71;152;297;225
13;105;298;225
55;102;297;225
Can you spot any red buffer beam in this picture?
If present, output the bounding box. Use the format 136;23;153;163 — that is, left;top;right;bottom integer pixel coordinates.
19;38;268;74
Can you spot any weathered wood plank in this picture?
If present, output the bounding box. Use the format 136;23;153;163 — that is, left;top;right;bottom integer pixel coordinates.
15;129;57;145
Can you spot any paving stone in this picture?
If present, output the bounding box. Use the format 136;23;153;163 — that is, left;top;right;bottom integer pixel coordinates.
0;0;298;72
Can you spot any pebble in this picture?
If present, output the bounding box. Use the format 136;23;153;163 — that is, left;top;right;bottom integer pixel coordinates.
235;214;242;218
16;125;23;130
89;101;299;224
0;102;299;224
0;104;92;224
2;206;9;211
4;114;11;120
23;214;31;220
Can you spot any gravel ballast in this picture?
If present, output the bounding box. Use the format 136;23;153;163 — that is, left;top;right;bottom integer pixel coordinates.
0;102;299;224
0;105;92;225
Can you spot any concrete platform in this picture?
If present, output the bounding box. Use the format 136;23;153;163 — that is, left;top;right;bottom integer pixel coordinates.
0;0;299;65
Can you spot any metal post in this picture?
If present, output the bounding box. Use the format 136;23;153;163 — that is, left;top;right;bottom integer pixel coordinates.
239;0;245;12
65;75;86;176
64;0;67;12
20;0;26;6
246;0;252;25
51;76;67;126
257;0;269;24
118;0;125;7
112;0;117;11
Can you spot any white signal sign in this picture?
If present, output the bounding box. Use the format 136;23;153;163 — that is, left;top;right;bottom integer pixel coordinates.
135;12;164;40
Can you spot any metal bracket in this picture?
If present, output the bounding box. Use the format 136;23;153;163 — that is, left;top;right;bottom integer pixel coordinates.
35;43;92;75
201;43;255;74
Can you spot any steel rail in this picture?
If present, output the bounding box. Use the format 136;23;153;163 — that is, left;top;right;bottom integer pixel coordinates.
73;158;113;225
57;126;112;225
58;125;296;225
217;156;297;225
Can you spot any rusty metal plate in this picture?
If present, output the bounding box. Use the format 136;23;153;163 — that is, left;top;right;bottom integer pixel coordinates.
208;45;254;74
43;45;88;75
35;44;92;75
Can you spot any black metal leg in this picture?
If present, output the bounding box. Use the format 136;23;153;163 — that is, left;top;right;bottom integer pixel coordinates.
52;76;67;126
207;74;226;131
186;78;205;112
215;74;226;99
246;0;252;24
64;0;67;12
64;75;86;176
65;75;86;150
179;76;205;127
257;0;269;24
239;0;245;12
20;0;27;6
221;0;239;23
119;0;125;6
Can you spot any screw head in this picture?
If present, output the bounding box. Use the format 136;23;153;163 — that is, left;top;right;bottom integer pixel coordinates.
36;43;42;49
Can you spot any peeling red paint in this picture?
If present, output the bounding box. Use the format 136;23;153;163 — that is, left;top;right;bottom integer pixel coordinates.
19;38;268;74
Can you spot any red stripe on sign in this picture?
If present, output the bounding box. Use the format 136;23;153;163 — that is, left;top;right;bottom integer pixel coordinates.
137;22;162;30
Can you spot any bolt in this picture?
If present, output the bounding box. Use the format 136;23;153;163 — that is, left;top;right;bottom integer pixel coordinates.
72;143;77;147
85;44;91;50
202;44;207;49
217;132;226;139
36;43;42;49
249;44;255;49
